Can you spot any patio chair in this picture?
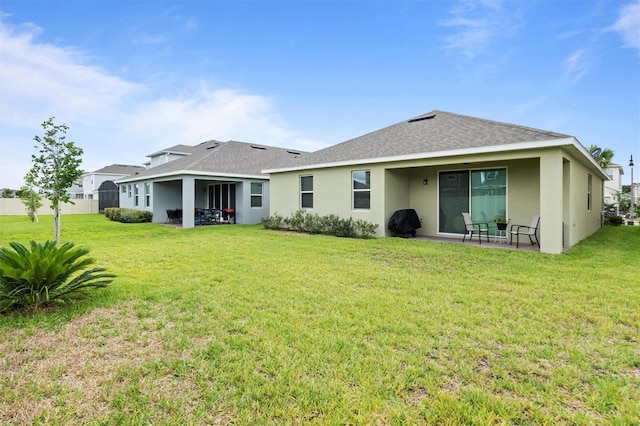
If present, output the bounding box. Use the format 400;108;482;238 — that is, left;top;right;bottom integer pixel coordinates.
166;209;180;224
461;212;489;244
509;214;540;248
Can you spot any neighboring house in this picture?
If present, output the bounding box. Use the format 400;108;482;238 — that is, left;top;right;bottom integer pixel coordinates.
265;110;609;254
117;140;305;227
603;164;623;213
67;178;84;200
81;164;146;200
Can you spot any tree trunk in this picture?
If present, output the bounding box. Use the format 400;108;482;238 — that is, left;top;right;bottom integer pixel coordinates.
54;207;61;243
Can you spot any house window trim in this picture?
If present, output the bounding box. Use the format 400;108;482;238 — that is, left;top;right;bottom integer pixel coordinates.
352;170;371;211
300;175;314;209
250;182;263;209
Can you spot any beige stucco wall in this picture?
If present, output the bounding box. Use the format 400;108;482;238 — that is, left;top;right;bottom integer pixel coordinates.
0;198;99;215
564;151;604;247
269;146;606;252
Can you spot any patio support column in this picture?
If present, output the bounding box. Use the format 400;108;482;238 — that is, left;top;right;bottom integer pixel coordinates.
539;150;564;254
182;176;195;229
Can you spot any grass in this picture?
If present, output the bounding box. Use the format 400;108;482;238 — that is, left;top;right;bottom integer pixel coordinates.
0;215;638;425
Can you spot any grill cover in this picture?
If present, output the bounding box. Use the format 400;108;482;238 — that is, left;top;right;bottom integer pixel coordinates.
388;209;422;237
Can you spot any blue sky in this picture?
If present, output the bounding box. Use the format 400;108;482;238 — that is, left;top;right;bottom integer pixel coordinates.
1;0;638;190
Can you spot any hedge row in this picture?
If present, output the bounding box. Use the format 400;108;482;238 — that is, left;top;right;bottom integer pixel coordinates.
262;210;378;239
104;208;153;223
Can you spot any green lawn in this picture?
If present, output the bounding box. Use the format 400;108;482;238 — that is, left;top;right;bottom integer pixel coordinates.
1;215;638;425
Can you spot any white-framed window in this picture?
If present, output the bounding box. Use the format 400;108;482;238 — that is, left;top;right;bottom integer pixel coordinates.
250;182;263;208
300;175;313;209
352;170;370;210
121;185;126;194
145;182;151;207
587;174;592;210
128;184;132;198
134;184;139;207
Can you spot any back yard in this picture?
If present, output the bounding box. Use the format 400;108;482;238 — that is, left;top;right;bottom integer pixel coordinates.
0;215;638;424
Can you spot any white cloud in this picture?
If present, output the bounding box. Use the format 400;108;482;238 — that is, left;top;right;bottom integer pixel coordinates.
562;49;589;85
0;16;323;190
0;20;139;127
611;0;640;52
440;0;517;58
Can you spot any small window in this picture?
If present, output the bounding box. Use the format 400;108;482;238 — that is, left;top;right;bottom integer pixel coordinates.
128;184;132;198
587;174;592;210
352;170;370;210
144;183;151;207
300;175;313;209
134;184;139;207
121;185;126;194
250;182;263;208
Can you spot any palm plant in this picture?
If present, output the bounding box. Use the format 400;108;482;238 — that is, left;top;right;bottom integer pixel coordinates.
0;240;115;312
588;144;615;169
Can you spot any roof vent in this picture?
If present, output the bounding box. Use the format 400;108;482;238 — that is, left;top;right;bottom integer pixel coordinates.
287;150;301;155
251;145;267;150
408;114;435;123
205;144;218;150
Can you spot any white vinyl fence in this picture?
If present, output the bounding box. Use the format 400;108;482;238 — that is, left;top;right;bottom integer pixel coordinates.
0;198;99;216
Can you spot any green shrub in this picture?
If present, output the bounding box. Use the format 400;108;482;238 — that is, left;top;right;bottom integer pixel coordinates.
319;214;341;235
105;208;152;223
606;215;624;226
262;213;285;230
262;212;378;239
286;209;306;231
354;219;379;238
0;240;115;312
334;218;356;238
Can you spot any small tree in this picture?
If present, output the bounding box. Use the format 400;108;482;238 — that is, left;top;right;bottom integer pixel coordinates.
26;117;83;242
19;182;43;223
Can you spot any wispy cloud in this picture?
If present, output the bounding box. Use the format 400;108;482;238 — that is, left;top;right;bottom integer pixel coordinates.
0;16;322;189
440;0;518;58
0;20;139;126
611;0;640;52
562;49;589;85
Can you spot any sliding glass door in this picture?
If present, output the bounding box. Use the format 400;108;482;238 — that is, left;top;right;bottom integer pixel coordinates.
439;168;506;234
209;183;236;210
439;171;469;234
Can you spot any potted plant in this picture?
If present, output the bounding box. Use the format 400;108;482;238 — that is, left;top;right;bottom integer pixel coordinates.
494;216;509;230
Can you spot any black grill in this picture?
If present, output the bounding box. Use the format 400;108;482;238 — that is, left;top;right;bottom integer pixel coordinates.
388;209;422;238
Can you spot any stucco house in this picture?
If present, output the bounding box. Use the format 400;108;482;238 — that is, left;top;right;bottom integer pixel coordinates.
603;164;623;213
117;140;305;227
81;164;146;200
265;110;609;254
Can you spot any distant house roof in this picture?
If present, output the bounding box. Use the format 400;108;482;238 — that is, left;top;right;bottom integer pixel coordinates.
265;110;577;173
146;144;201;158
86;164;146;176
118;140;306;183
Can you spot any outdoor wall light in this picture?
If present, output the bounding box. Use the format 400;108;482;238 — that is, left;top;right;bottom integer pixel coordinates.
423;179;429;185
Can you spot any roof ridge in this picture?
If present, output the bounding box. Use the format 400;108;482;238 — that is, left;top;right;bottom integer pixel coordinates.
433;110;572;139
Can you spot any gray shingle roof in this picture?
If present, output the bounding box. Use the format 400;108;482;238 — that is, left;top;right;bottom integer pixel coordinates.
89;164;146;175
273;110;573;169
123;140;306;181
146;144;200;157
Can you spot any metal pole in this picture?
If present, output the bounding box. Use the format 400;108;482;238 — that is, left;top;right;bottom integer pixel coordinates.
630;155;635;222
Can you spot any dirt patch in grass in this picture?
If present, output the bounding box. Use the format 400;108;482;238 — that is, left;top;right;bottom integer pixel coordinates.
0;303;200;424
